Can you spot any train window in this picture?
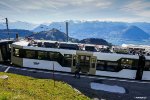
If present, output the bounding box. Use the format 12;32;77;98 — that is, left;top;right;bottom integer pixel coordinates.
13;48;24;58
96;60;119;72
107;62;118;71
86;56;90;60
85;46;95;51
145;61;150;71
78;55;90;67
91;58;96;68
48;52;58;61
13;48;19;57
25;50;36;59
63;54;72;67
96;60;105;70
73;56;76;66
121;59;133;69
64;54;72;58
107;62;118;66
47;52;63;65
80;56;84;60
38;51;47;60
92;58;96;63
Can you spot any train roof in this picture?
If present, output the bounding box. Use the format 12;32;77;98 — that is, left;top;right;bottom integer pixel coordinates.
12;40;110;52
0;40;13;45
122;44;150;49
12;40;150;58
12;40;150;61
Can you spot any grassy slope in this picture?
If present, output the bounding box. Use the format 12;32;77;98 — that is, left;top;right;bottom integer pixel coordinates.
0;72;89;100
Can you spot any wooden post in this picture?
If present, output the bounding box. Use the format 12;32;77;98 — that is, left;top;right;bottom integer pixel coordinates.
53;62;55;87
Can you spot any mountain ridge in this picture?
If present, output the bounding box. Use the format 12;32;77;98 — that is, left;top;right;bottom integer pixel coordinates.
0;20;150;45
121;26;150;40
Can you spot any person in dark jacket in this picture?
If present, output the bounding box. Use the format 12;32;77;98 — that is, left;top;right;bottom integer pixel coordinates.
135;53;146;80
54;42;59;48
74;63;81;79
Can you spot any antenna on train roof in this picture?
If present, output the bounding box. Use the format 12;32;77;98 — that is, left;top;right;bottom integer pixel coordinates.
5;18;10;40
66;22;68;42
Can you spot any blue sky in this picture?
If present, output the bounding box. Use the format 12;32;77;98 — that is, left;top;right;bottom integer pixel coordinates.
0;0;150;24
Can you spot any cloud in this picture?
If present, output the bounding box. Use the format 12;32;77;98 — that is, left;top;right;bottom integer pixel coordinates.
0;0;21;13
96;2;112;8
0;0;149;23
0;0;112;11
121;0;150;18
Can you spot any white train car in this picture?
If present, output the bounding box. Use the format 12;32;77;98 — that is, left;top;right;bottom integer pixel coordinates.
11;40;150;80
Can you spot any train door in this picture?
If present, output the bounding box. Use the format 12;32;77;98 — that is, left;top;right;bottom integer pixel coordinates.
0;49;3;62
89;56;97;74
71;52;96;75
78;55;90;73
71;54;77;72
0;45;8;62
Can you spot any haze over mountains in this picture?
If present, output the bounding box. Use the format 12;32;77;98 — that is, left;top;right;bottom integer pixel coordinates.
32;21;150;45
0;29;33;39
0;20;150;45
0;21;37;30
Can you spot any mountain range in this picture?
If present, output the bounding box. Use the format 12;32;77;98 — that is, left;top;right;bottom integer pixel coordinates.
32;21;150;45
0;20;150;45
29;28;111;46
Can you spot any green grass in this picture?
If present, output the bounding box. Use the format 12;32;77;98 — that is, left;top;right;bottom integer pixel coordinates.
0;72;90;100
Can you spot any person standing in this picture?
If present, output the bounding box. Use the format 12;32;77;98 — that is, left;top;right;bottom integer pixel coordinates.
135;53;146;80
74;63;81;79
54;42;59;48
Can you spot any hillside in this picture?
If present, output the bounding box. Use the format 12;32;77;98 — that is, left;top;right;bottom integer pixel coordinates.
30;28;78;42
79;38;111;46
0;72;89;100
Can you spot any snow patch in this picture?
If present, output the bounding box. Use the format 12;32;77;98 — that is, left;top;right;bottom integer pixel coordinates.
13;41;29;46
91;82;126;94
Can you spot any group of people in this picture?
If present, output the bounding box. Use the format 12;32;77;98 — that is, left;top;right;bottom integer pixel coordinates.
129;49;150;56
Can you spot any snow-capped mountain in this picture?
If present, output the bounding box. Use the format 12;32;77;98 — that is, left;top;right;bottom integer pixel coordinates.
33;24;49;32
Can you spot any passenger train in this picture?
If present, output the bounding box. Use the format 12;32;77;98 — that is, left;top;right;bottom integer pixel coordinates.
9;39;150;81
